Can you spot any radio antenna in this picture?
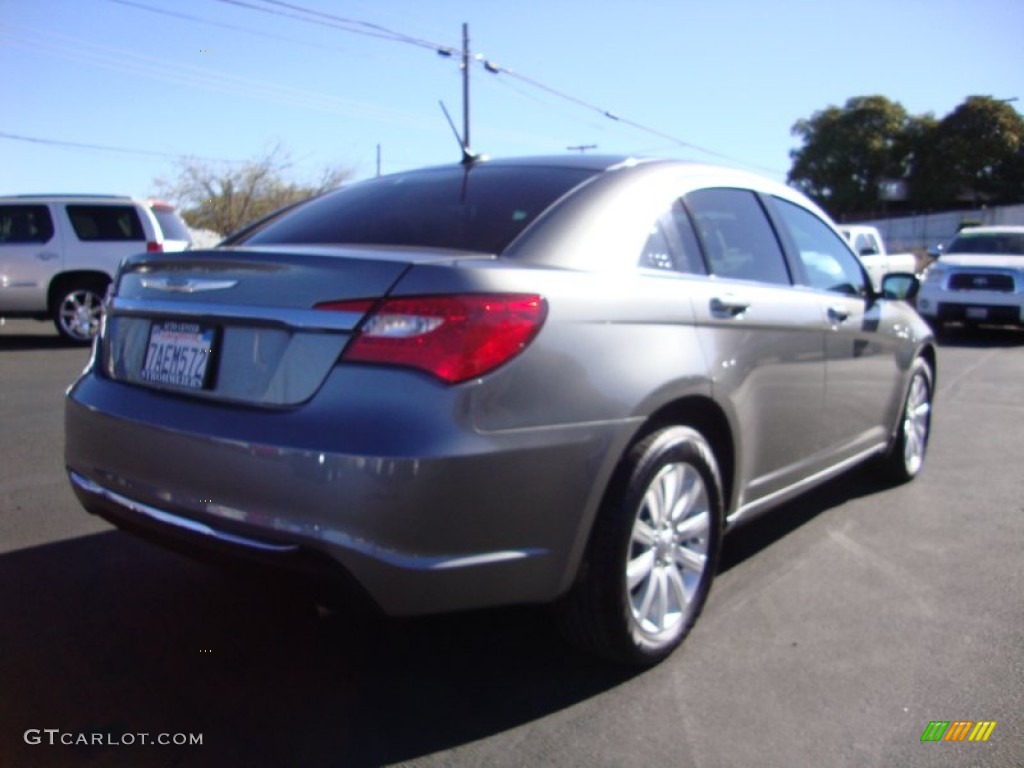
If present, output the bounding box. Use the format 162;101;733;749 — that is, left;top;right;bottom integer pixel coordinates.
439;101;478;165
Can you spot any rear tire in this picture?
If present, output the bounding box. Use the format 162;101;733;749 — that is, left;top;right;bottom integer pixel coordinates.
879;357;933;482
555;426;724;666
53;278;107;343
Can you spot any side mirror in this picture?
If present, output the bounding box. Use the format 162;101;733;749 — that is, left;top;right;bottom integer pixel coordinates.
881;272;920;302
927;244;944;259
859;246;880;257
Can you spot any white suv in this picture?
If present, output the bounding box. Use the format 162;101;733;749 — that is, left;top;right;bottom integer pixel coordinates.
917;225;1024;332
0;195;191;342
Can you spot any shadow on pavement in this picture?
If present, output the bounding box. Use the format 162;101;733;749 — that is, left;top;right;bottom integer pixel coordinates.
0;530;635;767
0;327;79;351
934;324;1024;348
719;461;893;573
0;454;910;766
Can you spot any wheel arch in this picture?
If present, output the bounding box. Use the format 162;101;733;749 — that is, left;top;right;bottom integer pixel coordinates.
47;270;113;314
918;342;938;390
559;393;738;597
642;396;737;517
887;341;938;444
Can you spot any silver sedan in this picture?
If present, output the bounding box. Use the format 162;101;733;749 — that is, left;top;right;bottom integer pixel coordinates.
65;156;936;665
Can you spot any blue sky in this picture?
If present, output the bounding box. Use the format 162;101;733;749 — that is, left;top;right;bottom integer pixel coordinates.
2;0;1021;201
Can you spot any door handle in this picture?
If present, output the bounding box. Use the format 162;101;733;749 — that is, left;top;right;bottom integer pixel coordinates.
827;305;850;323
36;251;60;261
710;296;751;318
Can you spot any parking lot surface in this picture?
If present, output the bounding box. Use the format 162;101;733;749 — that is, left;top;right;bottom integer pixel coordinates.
1;318;1022;767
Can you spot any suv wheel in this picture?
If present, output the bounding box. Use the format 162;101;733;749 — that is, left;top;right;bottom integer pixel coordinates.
556;426;724;666
54;279;107;343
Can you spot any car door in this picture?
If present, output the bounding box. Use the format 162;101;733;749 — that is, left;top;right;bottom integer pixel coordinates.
0;204;61;312
768;197;903;460
681;187;829;514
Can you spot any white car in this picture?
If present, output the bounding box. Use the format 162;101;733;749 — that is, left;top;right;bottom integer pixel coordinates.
917;225;1024;331
0;195;191;342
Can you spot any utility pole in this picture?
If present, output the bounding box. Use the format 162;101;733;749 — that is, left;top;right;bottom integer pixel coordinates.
462;23;470;153
376;143;381;177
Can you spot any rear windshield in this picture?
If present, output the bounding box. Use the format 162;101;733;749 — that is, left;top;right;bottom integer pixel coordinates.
948;232;1024;256
241;164;597;254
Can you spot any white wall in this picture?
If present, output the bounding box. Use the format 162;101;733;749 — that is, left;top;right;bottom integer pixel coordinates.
849;204;1024;252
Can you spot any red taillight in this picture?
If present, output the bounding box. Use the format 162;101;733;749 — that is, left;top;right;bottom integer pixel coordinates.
316;294;547;384
146;241;163;252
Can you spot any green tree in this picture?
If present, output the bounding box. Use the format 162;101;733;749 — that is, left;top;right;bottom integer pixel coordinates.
916;96;1024;205
903;115;950;208
154;145;354;236
789;96;911;216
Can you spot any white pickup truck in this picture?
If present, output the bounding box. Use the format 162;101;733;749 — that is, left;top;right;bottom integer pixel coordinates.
839;225;919;291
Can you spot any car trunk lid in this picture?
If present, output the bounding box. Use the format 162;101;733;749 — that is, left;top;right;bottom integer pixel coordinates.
103;246;489;406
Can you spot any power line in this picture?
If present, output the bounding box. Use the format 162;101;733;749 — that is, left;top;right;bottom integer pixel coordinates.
0;130;238;162
213;0;453;52
107;0;361;56
478;62;785;174
256;0;449;50
82;0;786;174
0;22;435;126
208;0;783;173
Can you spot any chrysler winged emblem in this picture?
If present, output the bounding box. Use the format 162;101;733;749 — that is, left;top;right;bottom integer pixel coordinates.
141;277;238;293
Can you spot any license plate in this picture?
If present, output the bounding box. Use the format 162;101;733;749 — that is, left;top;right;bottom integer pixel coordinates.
966;307;988;320
141;321;216;390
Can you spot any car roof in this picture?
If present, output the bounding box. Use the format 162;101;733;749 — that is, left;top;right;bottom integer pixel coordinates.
0;194;180;213
0;194;139;203
406;155;803;201
418;154;649;173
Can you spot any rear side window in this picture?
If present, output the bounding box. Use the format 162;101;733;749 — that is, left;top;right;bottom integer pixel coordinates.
638;200;707;275
150;206;191;241
244;165;597;254
684;188;791;285
0;205;54;244
66;205;145;242
853;232;880;255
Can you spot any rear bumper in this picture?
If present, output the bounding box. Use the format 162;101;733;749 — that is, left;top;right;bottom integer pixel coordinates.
65;369;633;616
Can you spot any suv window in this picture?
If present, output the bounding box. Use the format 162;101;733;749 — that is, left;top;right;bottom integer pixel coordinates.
684;188;790;285
243;165;597;254
773;198;867;296
150;205;191;241
638;200;706;275
0;205;55;244
66;205;145;242
948;232;1024;255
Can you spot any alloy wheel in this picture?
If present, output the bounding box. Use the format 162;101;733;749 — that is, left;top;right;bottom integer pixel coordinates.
626;461;711;642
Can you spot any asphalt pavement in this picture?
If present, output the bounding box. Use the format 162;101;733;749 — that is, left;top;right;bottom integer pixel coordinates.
1;318;1022;767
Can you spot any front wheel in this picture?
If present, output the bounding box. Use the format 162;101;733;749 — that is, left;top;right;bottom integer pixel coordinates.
556;426;724;666
879;358;933;482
